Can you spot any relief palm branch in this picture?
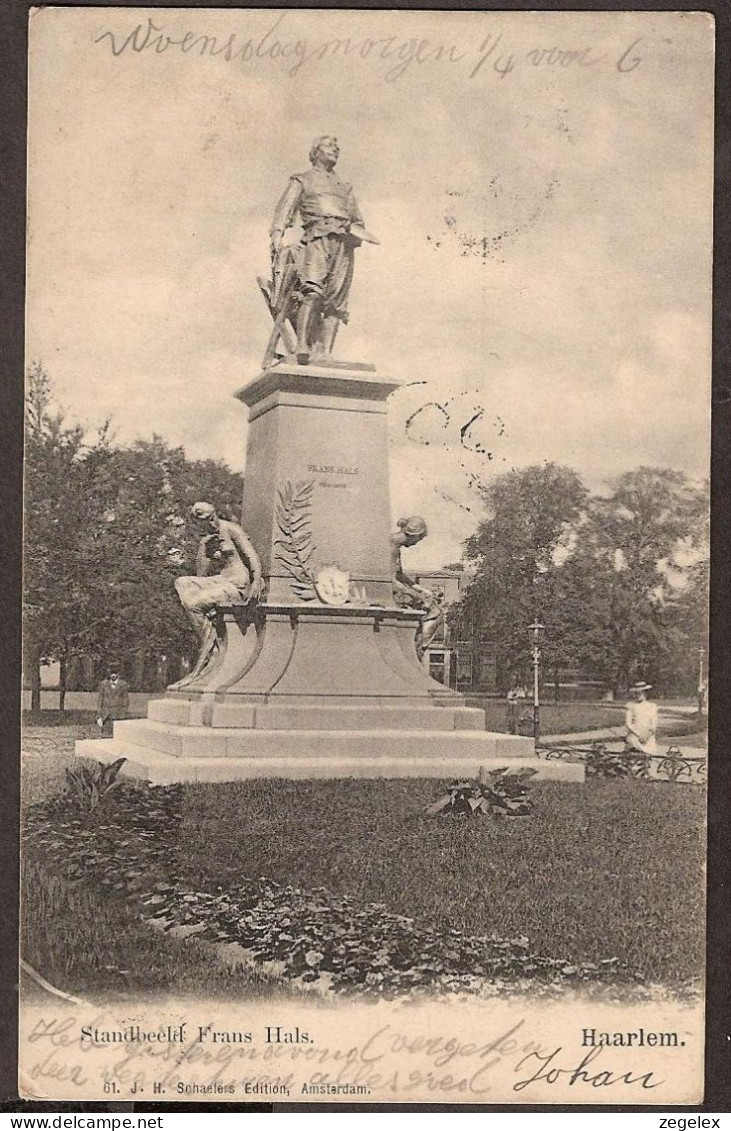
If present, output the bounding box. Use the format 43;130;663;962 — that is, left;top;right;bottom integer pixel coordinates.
274;480;318;600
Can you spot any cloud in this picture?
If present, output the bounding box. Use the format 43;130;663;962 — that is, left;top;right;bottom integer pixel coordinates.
27;9;713;564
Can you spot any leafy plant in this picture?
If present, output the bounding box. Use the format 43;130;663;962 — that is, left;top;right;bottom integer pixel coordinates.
582;743;642;779
426;767;536;818
23;773;704;995
274;480;317;600
63;758;127;811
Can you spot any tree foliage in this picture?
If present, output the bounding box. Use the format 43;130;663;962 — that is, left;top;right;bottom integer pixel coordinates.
454;464;588;689
24;365;244;704
451;464;708;696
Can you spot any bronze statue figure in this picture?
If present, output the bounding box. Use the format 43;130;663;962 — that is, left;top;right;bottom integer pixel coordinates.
172;503;262;686
261;136;378;367
390;516;444;660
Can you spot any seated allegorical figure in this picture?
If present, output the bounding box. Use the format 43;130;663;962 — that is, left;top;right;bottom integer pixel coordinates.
390;515;444;660
172;502;263;687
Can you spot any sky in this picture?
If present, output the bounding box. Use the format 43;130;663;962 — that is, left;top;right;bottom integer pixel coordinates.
26;8;714;567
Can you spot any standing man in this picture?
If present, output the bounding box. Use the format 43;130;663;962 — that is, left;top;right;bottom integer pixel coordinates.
270;136;377;363
96;666;130;736
506;684;527;735
625;681;658;755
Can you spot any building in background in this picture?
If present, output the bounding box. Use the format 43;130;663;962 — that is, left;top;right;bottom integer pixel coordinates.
412;568;615;699
409;568;498;691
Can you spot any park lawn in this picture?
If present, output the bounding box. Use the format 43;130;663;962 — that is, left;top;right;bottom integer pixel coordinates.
21;727;705;996
22;701;701;739
468;700;701;738
473;700;621;734
21;857;289;1001
175;777;704;988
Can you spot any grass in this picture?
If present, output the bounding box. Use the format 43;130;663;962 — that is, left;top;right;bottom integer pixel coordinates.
20;857;295;1001
21;726;706;996
472;701;622;734
21;725;100;808
23;709;101;727
175;778;705;986
22;708;144;727
462;700;701;737
671;732;707;750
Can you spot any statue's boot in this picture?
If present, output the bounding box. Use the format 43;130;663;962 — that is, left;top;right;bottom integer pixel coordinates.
296;297;317;365
319;314;340;356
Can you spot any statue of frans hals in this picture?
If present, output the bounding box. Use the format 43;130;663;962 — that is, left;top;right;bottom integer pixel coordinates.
260;136;379;367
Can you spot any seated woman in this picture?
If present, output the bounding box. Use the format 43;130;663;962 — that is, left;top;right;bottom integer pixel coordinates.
173;502;263;686
625;681;658;755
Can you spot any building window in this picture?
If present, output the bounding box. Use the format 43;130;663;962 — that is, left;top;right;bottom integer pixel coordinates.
428;651;446;685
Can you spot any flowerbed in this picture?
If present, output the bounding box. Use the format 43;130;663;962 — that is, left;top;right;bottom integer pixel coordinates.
22;778;647;999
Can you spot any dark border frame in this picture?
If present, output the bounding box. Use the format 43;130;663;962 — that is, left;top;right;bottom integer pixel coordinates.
2;0;728;1114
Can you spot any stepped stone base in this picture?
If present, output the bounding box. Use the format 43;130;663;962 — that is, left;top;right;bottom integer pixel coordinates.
76;730;584;785
145;699;486;730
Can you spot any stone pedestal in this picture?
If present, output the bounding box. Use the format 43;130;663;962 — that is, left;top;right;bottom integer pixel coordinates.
76;361;583;784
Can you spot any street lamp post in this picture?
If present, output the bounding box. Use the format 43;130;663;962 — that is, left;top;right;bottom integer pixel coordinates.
697;646;706;719
529;620;544;750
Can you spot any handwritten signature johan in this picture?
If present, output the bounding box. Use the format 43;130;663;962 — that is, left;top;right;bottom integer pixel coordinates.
92;12;645;84
513;1044;663;1093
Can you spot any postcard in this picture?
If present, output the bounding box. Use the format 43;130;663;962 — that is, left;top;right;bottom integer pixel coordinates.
20;7;712;1105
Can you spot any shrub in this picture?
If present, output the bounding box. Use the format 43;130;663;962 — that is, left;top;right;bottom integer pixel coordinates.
426;767;536;818
63;758;127;811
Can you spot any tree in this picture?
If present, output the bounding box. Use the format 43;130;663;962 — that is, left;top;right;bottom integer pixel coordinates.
23;366;245;707
587;467;706;593
582;468;707;693
24;363;111;709
452;464;588;689
450;463;708;698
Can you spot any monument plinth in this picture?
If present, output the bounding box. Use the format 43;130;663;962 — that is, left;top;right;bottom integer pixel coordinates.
77;359;582;783
76;135;582;784
236;361;399;609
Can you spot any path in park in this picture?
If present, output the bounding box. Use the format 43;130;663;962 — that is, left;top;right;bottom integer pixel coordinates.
543;703;707;757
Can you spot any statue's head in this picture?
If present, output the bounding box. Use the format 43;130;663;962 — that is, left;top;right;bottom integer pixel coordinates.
309;135;339;168
191;501;218;530
397;515;428;546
